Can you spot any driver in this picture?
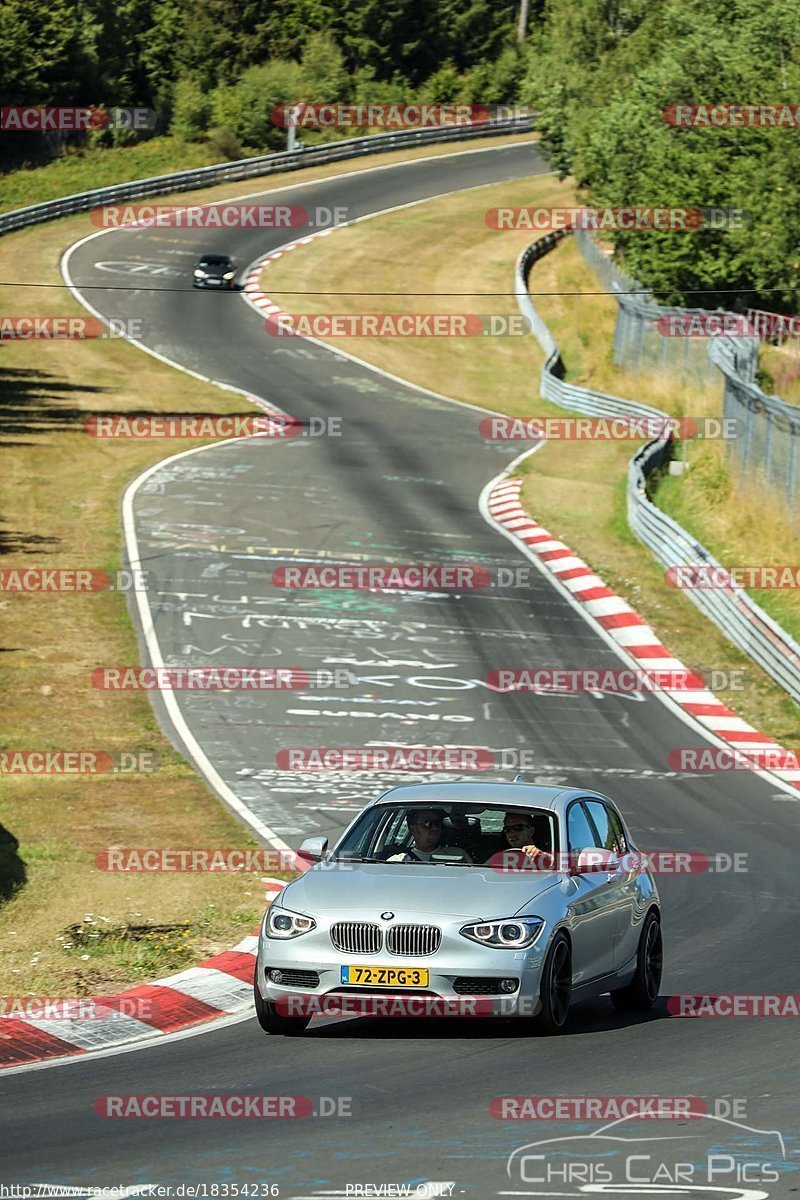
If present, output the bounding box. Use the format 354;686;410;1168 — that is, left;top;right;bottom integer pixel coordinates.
386;808;471;863
487;812;545;865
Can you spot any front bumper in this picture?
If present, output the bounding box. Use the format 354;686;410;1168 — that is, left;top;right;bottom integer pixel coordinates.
256;934;548;1019
193;277;235;289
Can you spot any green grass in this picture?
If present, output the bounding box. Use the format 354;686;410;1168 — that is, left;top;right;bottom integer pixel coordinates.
0;137;220;213
57;909;260;983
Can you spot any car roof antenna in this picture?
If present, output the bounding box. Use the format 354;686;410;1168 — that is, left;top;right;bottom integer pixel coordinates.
512;773;526;783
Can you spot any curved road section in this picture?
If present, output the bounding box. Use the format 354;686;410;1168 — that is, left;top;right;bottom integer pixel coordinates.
1;142;797;1196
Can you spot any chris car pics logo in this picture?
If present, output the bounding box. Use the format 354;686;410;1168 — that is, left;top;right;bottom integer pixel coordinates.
505;1111;788;1195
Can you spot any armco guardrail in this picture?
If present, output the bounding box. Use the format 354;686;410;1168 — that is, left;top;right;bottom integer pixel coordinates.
0;116;534;237
515;231;800;705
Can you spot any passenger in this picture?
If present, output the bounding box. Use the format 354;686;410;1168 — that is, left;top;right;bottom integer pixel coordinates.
386;808;471;863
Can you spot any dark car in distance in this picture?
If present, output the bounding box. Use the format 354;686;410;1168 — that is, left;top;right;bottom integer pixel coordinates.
193;253;236;289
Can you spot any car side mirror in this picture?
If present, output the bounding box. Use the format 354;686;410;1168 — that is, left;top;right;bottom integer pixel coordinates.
297;836;328;862
571;847;620;875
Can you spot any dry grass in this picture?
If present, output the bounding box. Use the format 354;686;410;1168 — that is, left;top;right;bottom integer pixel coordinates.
0;208;285;992
759;343;800;406
260;173;573;415
0;134;535;994
656;442;800;645
261;177;800;746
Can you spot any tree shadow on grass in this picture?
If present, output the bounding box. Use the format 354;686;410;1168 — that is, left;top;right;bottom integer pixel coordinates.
0;364;112;560
0;821;26;902
0;365;109;443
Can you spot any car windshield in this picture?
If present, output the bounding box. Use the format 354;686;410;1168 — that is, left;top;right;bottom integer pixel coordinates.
332;802;558;867
198;256;230;267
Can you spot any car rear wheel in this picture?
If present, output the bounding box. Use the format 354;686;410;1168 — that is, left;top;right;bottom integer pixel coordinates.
610;910;662;1012
537;931;572;1034
253;973;310;1036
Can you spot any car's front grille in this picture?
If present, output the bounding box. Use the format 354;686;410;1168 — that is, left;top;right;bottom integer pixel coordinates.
386;924;441;956
452;977;516;995
330;922;382;955
266;967;319;988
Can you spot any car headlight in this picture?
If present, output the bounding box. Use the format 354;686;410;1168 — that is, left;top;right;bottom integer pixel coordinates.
222;271;235;280
264;906;316;940
193;269;205;278
460;917;544;948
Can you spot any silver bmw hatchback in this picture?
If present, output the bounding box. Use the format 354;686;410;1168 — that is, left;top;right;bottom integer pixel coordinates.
254;781;662;1036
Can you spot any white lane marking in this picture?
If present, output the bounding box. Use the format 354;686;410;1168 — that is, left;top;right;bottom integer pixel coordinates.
6;143;539;1077
119;439;294;848
240;175;553;420
59;144;546;847
478;452;800;800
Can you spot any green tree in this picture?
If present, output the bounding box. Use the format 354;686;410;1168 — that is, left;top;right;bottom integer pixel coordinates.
300;30;348;100
169;75;212;141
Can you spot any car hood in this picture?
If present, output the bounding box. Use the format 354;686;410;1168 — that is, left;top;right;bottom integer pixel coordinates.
278;862;559;920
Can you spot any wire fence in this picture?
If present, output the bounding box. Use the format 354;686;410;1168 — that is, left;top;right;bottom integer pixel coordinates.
573;231;740;386
573;230;800;503
514;232;800;707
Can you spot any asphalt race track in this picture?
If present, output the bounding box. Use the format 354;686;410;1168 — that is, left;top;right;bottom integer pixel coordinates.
2;141;798;1197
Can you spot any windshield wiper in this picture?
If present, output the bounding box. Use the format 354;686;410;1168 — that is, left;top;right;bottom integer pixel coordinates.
429;859;477;866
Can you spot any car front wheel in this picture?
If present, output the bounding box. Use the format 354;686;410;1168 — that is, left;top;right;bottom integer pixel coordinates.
537;931;572;1034
610;910;662;1012
253;973;310;1036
